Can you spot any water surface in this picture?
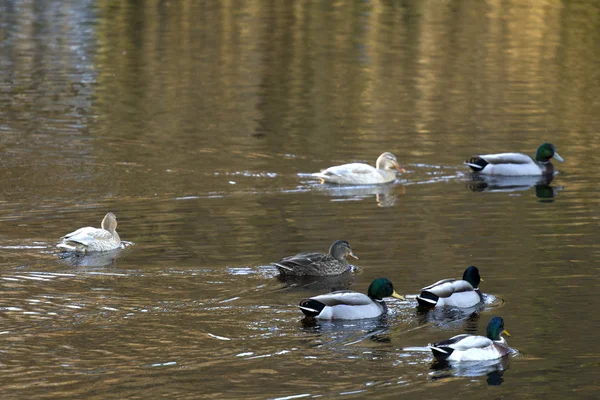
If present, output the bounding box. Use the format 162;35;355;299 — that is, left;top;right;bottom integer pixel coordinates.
0;1;599;399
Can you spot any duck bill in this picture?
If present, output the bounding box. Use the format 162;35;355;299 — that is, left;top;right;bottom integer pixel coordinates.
395;164;406;173
553;152;564;163
392;291;405;300
348;252;359;260
503;329;511;337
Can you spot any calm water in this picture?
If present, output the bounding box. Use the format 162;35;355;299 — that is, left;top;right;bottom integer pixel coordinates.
1;0;599;398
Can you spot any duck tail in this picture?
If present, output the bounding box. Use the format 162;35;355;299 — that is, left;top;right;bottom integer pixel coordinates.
57;242;77;252
298;299;326;317
465;157;488;172
430;345;454;361
273;263;294;274
416;291;439;308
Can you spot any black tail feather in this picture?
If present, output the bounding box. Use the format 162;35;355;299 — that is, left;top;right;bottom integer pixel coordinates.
416;291;439;308
465;157;488;172
298;299;326;317
430;346;454;361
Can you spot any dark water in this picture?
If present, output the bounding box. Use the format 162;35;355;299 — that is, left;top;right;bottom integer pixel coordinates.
1;1;599;398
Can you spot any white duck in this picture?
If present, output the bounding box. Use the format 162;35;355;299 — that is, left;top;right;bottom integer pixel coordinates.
298;278;405;320
57;212;121;253
312;152;405;185
416;266;483;308
430;316;511;361
465;143;563;176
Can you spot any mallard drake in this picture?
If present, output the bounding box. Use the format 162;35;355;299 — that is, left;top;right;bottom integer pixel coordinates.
416;266;483;308
298;278;405;320
312;152;405;185
430;316;511;361
465;143;563;176
57;212;122;253
273;240;358;277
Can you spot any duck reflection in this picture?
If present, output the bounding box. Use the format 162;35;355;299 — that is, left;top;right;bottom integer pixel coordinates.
58;247;125;267
300;315;392;345
416;304;482;332
430;356;510;386
466;174;561;201
278;271;356;292
312;182;402;207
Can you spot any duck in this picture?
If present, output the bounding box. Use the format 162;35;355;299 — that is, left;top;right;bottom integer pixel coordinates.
465;143;563;176
430;316;511;361
273;240;358;277
298;277;405;320
416;266;483;308
312;152;406;185
57;212;122;253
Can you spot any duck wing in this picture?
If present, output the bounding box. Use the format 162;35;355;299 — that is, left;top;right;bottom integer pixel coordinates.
433;334;492;350
61;227;113;246
478;153;533;165
421;279;474;298
276;252;330;268
310;291;372;306
313;163;384;184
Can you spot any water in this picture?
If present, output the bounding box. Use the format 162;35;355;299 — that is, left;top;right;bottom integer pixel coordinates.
0;0;599;398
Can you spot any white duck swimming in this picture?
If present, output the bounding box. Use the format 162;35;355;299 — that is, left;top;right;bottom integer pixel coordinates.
298;278;405;320
416;266;483;308
465;143;563;176
57;212;122;253
430;316;511;361
312;152;405;185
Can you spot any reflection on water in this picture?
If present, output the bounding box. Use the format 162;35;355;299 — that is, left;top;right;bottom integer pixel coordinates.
415;305;483;333
466;174;562;201
278;271;357;292
300;315;394;347
58;247;126;267
311;181;403;207
430;356;511;386
0;0;599;399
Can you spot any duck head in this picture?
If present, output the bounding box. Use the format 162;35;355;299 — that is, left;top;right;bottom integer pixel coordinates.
463;265;482;289
535;143;563;163
367;278;405;301
486;316;511;340
376;152;406;173
329;240;358;261
101;213;118;233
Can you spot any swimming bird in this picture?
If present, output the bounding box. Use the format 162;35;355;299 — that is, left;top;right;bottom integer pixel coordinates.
273;240;358;277
465;143;563;176
312;152;405;185
416;266;483;308
57;212;122;253
430;316;511;361
298;277;405;320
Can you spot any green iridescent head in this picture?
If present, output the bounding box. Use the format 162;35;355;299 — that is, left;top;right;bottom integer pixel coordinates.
486;316;511;340
367;278;405;300
462;266;482;288
535;143;563;163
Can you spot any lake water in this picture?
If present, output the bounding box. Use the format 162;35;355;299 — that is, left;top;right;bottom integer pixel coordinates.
0;1;599;398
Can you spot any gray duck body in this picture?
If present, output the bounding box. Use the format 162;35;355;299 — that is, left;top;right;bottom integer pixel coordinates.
273;240;358;277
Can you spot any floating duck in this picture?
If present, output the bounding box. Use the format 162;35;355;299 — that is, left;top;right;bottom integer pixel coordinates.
465;143;563;176
416;266;483;308
298;278;405;320
430;316;511;361
57;212;122;253
273;240;358;276
312;152;405;184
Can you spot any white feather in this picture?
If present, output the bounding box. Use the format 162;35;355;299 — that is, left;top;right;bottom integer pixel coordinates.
312;163;397;185
476;153;544;176
314;302;384;320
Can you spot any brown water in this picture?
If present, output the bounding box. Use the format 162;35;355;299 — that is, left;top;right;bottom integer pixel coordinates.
0;0;599;398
